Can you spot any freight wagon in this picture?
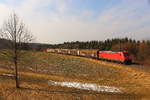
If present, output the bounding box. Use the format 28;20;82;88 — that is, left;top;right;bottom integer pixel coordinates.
44;49;132;64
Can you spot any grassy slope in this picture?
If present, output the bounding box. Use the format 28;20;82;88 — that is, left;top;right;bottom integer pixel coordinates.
0;51;150;99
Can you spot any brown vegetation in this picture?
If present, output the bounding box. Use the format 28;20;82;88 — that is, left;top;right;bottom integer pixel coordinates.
0;52;150;99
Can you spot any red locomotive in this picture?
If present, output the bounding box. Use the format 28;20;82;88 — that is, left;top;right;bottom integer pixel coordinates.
44;49;132;64
97;51;132;64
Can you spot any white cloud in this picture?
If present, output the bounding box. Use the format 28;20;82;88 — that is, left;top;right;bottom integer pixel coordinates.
0;4;12;26
0;0;150;44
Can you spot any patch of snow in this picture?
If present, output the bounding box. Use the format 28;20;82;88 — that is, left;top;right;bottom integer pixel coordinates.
48;80;122;93
1;73;14;77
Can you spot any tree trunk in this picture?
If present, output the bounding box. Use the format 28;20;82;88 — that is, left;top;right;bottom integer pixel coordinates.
14;58;19;88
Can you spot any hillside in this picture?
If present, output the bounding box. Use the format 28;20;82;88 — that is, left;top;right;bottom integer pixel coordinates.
0;52;150;99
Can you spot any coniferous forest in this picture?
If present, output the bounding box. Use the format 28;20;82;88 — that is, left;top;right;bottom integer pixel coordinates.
49;37;150;65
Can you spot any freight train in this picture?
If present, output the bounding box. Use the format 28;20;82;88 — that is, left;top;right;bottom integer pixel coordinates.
44;49;132;64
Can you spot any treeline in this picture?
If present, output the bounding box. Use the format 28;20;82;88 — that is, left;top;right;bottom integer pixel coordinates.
52;37;133;50
50;37;150;64
0;38;53;51
1;38;150;64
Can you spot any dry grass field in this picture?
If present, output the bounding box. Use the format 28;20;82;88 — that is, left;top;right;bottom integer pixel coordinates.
0;51;150;100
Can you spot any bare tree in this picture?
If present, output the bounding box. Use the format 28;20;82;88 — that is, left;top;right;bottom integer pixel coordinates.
0;13;33;88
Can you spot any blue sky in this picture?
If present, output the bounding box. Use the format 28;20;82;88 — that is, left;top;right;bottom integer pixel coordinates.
0;0;150;43
70;0;120;12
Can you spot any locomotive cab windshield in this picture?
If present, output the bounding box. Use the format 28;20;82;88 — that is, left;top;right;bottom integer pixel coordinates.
122;52;132;64
123;53;129;57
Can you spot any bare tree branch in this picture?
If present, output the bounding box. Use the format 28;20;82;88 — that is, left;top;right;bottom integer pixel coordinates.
0;12;33;88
